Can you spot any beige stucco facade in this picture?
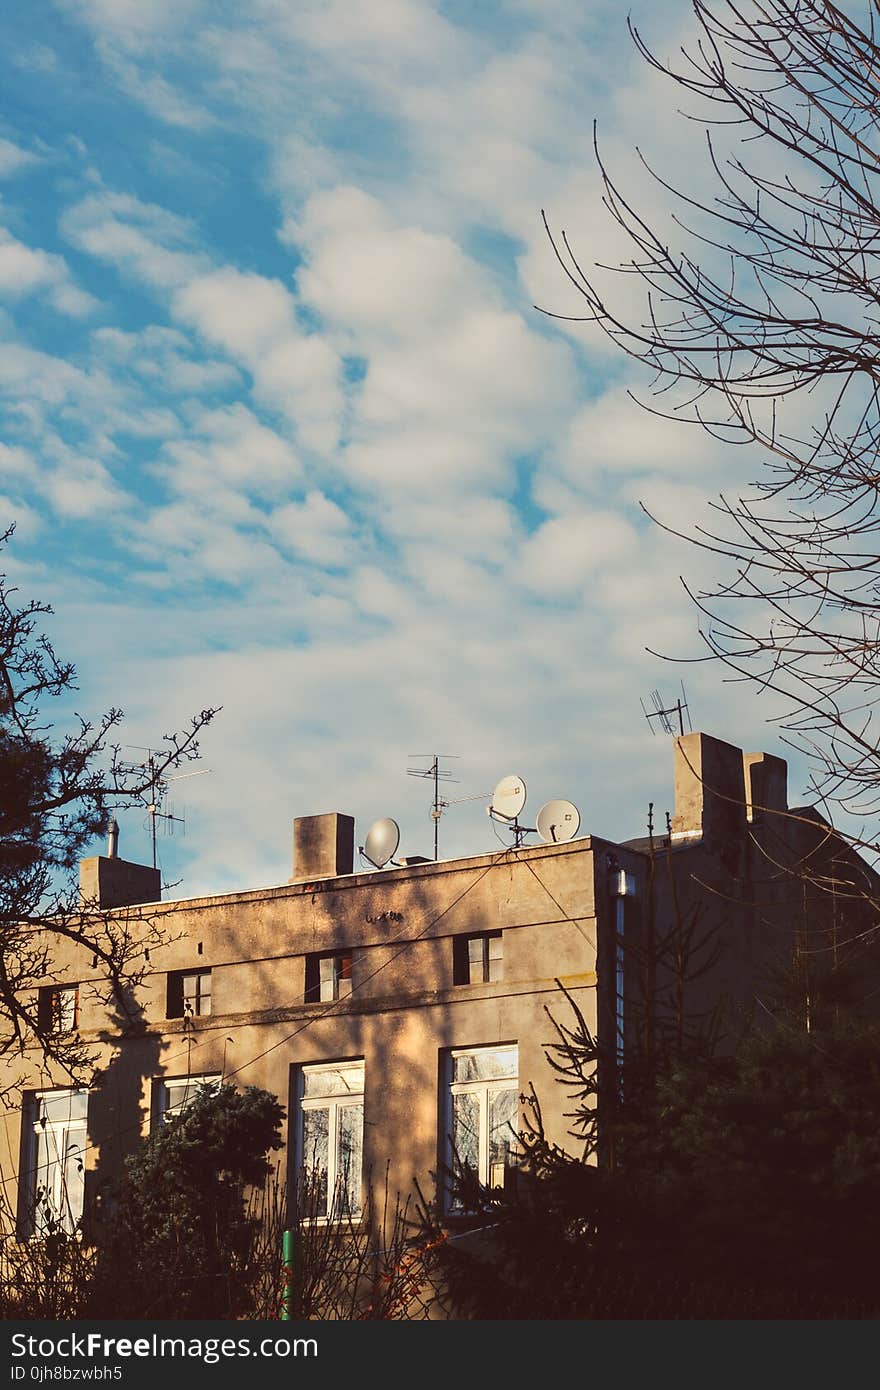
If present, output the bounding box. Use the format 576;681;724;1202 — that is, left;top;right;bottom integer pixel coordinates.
3;729;877;1239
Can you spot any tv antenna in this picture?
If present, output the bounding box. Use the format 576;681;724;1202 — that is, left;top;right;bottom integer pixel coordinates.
407;754;458;861
640;682;692;737
119;747;211;869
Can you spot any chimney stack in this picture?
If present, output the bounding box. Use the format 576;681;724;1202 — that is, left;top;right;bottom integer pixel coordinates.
291;812;355;882
743;751;788;823
79;850;161;910
671;732;748;843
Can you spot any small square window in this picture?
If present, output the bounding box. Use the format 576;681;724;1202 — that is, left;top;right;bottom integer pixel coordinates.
453;932;502;985
167;969;212;1019
37;985;79;1035
305;951;354;1004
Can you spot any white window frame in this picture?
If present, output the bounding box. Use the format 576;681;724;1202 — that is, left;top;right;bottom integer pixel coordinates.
296;1059;365;1222
154;1074;222;1128
182;969;212;1017
445;1044;519;1210
23;1089;88;1236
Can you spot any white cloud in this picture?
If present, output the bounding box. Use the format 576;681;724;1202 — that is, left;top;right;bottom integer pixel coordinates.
174;267;295;357
55;0;205;45
126;500;288;587
287;186;579;491
160;402;303;497
268;491;354;566
0;138;38;177
557;387;716;481
0;443;36;480
96;44;215;130
174;267;344;454
289;187;491;334
61;191;207;290
0;229;97;316
92;324;240;395
519;509;639;597
39;455;129;520
0;343;92;407
0;495;42;537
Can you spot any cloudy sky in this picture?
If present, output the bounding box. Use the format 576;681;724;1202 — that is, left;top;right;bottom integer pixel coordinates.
0;0;802;898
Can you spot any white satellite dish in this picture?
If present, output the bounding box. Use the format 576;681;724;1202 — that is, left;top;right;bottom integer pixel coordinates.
362;817;400;869
536;799;580;844
489;774;527;822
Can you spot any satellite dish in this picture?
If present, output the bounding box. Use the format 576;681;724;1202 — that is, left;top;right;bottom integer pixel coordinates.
362;817;400;869
536;800;580;844
489;774;527;822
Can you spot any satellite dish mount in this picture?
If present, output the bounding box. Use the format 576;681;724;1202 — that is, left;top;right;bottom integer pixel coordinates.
488;776;582;850
360;817;402;870
487;775;534;848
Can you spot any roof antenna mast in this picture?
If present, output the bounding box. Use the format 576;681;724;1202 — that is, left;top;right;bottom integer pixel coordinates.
640;682;692;737
119;746;211;874
407;754;458;860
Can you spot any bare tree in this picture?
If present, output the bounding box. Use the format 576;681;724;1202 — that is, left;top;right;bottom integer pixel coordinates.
541;0;880;849
0;523;218;1095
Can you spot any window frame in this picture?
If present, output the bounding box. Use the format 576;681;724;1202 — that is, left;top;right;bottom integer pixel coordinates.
294;1059;365;1223
153;1074;223;1129
453;931;503;985
21;1088;88;1237
166;968;212;1019
37;984;79;1035
305;950;354;1004
444;1043;519;1212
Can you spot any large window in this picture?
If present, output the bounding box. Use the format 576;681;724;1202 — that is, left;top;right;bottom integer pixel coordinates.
296;1060;364;1221
167;969;212;1019
445;1044;519;1210
153;1074;222;1128
22;1090;88;1235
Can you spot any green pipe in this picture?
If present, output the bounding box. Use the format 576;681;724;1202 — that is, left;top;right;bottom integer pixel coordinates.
281;1228;293;1320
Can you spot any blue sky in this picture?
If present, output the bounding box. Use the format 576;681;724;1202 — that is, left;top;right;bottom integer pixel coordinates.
0;0;802;897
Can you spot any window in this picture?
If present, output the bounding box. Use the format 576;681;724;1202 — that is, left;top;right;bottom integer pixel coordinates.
167;969;212;1018
37;985;78;1034
453;932;502;985
22;1090;88;1235
445;1045;519;1210
305;951;353;1003
296;1060;364;1221
154;1074;222;1128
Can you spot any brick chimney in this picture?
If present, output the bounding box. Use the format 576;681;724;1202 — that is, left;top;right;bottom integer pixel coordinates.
291;812;355;882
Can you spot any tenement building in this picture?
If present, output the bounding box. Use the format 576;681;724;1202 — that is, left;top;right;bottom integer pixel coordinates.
4;730;878;1240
